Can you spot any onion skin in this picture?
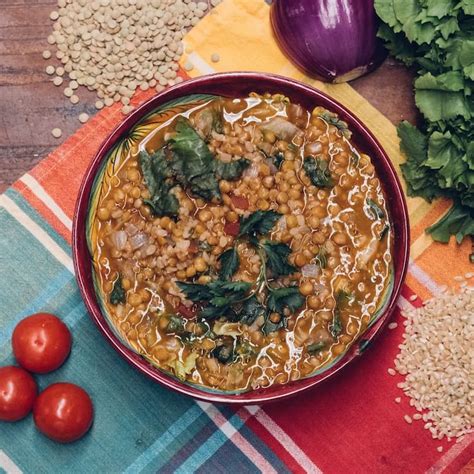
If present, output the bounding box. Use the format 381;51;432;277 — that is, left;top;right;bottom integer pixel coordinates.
270;0;387;83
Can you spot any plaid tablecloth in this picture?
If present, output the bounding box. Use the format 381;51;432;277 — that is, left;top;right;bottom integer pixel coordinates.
0;0;473;472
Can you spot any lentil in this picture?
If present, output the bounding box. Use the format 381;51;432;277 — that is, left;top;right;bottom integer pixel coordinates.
51;128;62;138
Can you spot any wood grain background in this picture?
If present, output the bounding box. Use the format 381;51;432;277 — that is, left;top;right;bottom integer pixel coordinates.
0;0;418;194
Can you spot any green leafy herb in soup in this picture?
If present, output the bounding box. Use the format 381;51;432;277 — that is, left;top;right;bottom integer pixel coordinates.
91;93;392;392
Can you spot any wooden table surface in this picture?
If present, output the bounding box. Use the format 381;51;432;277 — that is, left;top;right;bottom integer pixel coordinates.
0;0;418;194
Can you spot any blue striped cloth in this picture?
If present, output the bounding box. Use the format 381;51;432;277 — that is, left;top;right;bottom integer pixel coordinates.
0;189;288;473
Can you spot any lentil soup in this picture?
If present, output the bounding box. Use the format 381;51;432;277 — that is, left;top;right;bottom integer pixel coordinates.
87;93;393;393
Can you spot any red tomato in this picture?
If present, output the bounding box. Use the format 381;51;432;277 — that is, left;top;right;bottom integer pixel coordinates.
224;221;240;237
12;313;72;374
230;194;249;210
0;366;37;422
33;383;94;443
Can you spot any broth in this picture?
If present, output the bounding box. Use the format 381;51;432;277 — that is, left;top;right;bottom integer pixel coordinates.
90;93;392;392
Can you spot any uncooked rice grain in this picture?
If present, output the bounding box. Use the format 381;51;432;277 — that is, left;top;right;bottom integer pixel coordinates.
395;286;473;440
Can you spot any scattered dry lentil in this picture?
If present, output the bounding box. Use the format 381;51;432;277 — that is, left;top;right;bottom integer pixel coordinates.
78;113;89;123
52;76;63;86
42;0;218;114
46;65;55;75
211;53;220;63
51;128;62;138
388;322;398;330
70;95;80;104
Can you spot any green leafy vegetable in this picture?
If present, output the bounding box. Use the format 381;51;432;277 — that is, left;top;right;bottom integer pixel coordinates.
237;210;281;239
169;117;221;202
177;280;252;322
307;341;326;354
398;121;443;202
179;210;303;331
262;313;287;335
366;198;386;220
315;246;328;269
303;156;334;188
140;117;250;216
216;159;251;180
176;281;214;302
426;203;474;244
211;340;234;364
139;149;180;217
317;112;350;137
259;149;285;169
218;247;240;280
166;315;186;335
379;224;390;240
239;296;266;326
350;151;360;168
267;287;305;314
109;275;126;305
336;289;352;305
330;312;343;339
375;0;474;252
330;290;352;339
272;151;285;169
261;240;297;277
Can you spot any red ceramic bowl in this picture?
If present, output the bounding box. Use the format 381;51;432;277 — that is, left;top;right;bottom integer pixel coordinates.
72;72;409;404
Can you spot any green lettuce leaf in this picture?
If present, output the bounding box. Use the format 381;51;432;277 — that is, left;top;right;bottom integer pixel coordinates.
376;0;474;250
426;203;474;243
398;121;443;201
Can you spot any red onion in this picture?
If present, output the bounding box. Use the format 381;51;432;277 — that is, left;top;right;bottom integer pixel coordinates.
270;0;387;83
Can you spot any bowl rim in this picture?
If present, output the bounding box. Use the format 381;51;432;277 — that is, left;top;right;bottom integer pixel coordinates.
72;71;410;404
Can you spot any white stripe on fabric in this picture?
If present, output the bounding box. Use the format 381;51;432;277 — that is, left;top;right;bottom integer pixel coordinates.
0;451;22;474
196;402;277;474
186;52;216;75
0;195;74;273
408;261;442;296
19;174;73;231
251;408;322;474
426;433;474;474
